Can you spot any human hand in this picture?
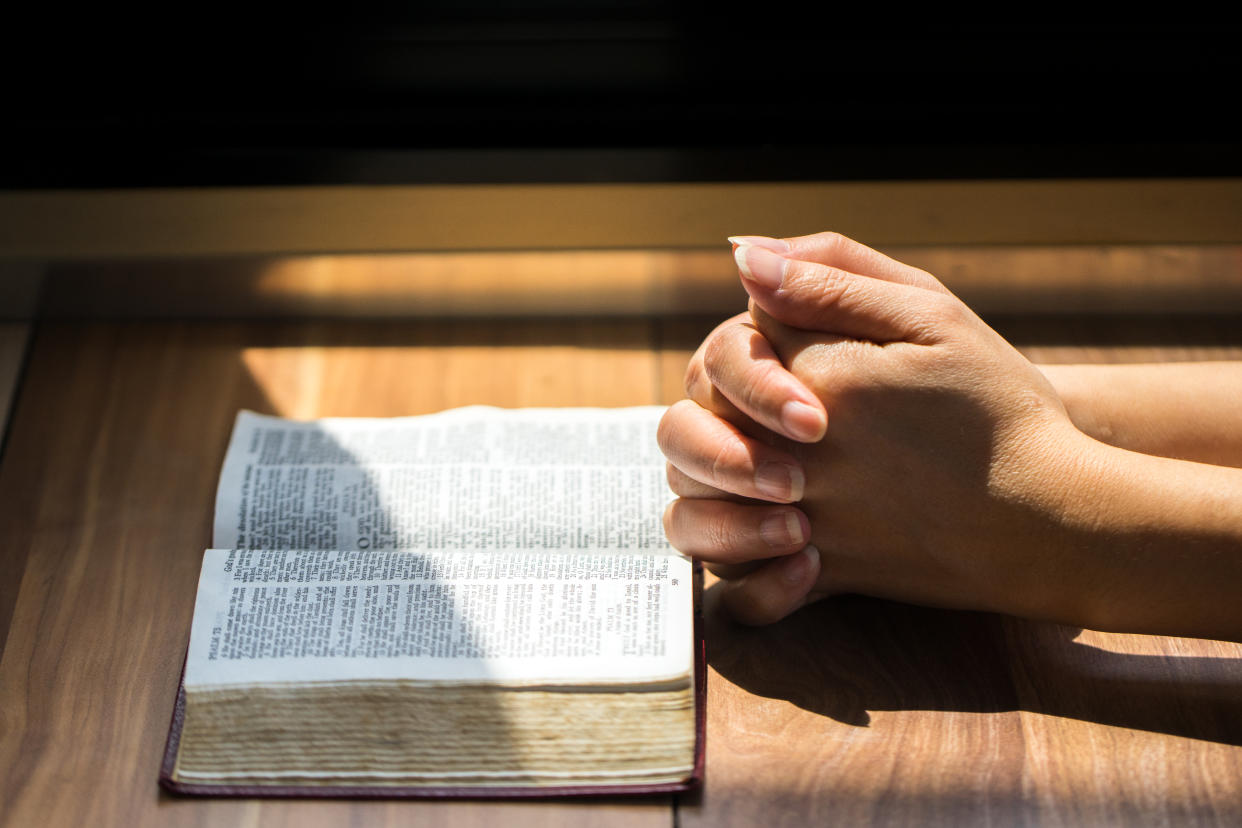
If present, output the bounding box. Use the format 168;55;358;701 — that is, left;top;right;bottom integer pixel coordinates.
659;232;1097;626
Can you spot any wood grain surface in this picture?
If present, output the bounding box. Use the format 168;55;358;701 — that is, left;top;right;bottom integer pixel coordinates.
3;179;1241;260
0;320;669;828
664;315;1242;828
2;314;1241;828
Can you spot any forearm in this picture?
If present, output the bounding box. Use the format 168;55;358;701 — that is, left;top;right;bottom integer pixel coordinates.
1040;363;1242;468
1033;433;1242;642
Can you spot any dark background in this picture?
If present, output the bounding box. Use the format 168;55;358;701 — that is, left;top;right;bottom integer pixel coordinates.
5;6;1240;187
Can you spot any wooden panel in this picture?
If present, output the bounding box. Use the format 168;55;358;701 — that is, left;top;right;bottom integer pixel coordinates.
2;179;1241;260
0;320;670;828
39;251;746;318
37;245;1242;319
658;317;1242;828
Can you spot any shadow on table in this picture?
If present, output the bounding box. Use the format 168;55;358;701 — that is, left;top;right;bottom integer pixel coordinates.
704;582;1242;746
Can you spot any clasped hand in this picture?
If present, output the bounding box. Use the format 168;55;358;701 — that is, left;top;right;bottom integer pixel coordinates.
658;232;1096;626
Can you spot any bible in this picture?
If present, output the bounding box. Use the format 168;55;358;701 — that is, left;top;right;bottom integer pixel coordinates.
160;406;703;797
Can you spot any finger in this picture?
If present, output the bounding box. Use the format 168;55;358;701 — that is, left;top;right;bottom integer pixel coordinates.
684;312;751;403
721;545;822;626
705;559;766;580
666;463;749;501
663;498;810;562
731;231;948;293
657;400;806;502
684;327;748;424
684;313;777;441
736;242;957;344
698;319;826;443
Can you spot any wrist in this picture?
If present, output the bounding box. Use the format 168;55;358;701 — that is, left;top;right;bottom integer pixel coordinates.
983;423;1117;626
1037;364;1112;444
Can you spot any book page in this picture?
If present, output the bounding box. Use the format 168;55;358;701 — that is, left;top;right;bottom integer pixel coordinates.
193;406;692;689
213;407;671;551
184;548;693;688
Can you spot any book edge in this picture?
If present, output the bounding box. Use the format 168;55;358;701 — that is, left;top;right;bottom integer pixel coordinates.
159;562;706;799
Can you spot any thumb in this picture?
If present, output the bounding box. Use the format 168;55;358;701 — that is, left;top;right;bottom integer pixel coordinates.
734;242;945;345
732;231;950;295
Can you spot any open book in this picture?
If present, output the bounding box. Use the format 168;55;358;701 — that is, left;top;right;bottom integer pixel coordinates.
161;407;702;797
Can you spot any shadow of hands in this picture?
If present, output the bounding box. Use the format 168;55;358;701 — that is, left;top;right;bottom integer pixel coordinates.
705;581;1242;745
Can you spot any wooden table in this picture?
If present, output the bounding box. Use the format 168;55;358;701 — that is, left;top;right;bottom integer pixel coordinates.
2;314;1241;827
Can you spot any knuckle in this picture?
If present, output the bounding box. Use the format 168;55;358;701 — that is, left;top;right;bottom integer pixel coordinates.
800;230;846;260
798;262;849;309
704;330;781;413
665;464;696;496
910;265;947;293
656;402;692;453
661;499;677;536
738;360;784;408
683;355;707;399
702;322;750;385
707;440;738;490
940;293;974;324
920;292;971;332
817;231;847;257
701;331;729;384
665;499;742;558
702;513;737;554
656;412;673;453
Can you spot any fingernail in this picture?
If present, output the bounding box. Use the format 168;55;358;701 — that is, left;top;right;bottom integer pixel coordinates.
727;235;790;254
780;544;820;585
781;400;827;442
733;244;786;290
754;462;805;502
759;511;805;549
